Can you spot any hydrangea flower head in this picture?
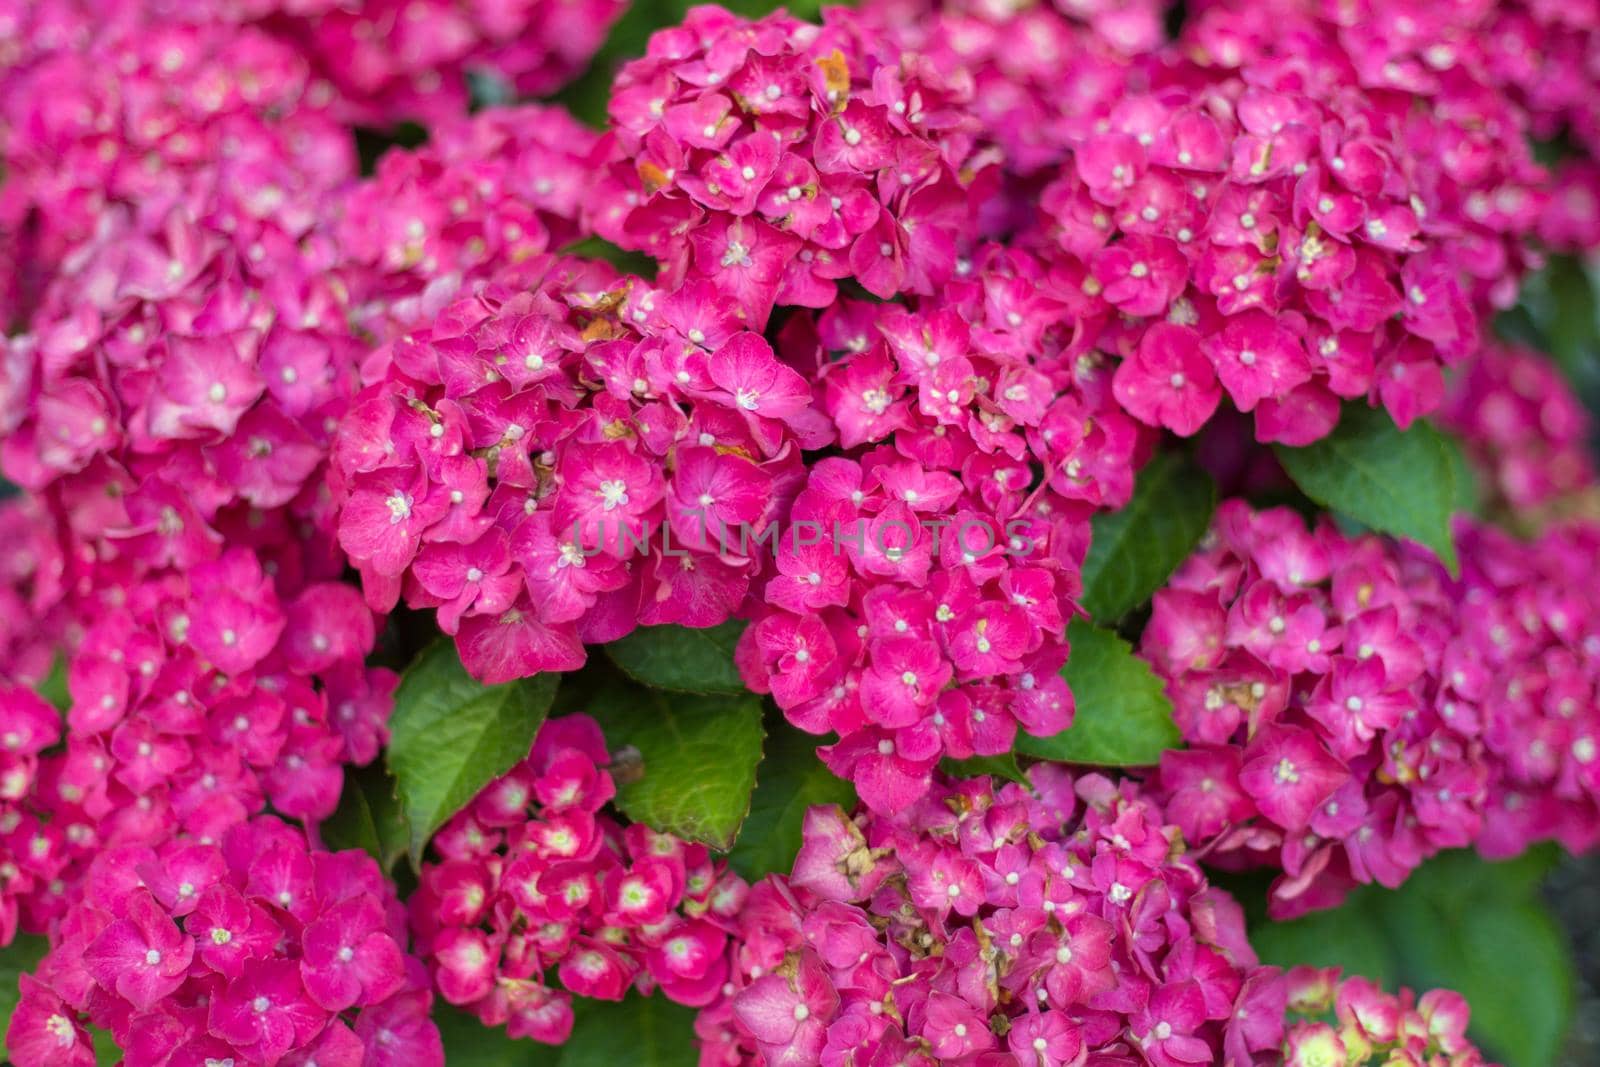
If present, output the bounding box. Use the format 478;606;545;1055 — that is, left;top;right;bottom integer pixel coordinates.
410;713;748;1041
1281;966;1498;1067
1148;500;1600;914
331;255;819;682
334;103;602;340
1008;0;1550;445
5;817;441;1067
587;5;1000;327
0;2;354;326
696;766;1274;1065
6;550;393;938
216;0;625;126
737;251;1141;811
1441;342;1595;512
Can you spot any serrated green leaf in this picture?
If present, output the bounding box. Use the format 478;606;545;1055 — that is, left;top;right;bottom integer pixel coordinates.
1274;404;1462;574
590;686;765;849
0;934;48;1047
322;761;411;873
1080;453;1215;622
940;753;1028;785
730;717;855;880
603;620;749;694
1015;620;1180;766
387;641;560;865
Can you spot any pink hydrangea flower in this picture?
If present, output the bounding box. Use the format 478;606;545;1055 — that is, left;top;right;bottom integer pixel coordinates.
1147;500;1600;916
1440;342;1595;511
217;0;624;126
739;253;1142;810
333;103;601;340
857;0;1162;173
1281;966;1498;1067
1008;0;1547;443
331;253;820;682
7;818;441;1067
696;767;1271;1065
410;714;749;1041
0;547;393;940
0;4;354;327
587;6;999;328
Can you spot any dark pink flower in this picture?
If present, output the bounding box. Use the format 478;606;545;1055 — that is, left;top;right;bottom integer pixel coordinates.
300;897;407;1011
1113;324;1221;436
83;889;194;1011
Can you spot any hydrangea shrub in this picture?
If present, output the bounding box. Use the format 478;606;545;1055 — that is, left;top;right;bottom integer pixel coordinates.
0;0;1596;1065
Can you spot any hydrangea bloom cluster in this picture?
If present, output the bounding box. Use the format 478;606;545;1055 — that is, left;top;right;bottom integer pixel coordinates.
1144;500;1484;917
1451;519;1600;860
695;766;1281;1066
10;549;393;938
0;495;72;689
0;192;364;588
0;0;354;327
1281;967;1495;1067
217;0;625;127
409;714;748;1042
334;103;601;341
1539;161;1600;252
1181;0;1600;257
586;5;999;327
737;260;1139;811
0;686;65;948
1017;0;1548;446
333;254;823;682
854;0;1158;174
1147;500;1600;915
5;816;442;1067
1441;342;1595;511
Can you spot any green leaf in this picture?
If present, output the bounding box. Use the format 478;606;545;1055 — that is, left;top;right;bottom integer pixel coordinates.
322;761;411;873
434;995;694;1067
1274;404;1463;574
35;656;68;714
730;717;855;881
556;236;658;279
603;620;749;695
1378;854;1573;1067
1079;453;1215;622
435;1004;559;1067
386;641;560;865
1444;429;1484;517
1015;620;1180;766
1533;255;1600;383
940;753;1028;785
0;934;48;1046
90;1027;121;1066
1248;898;1398;988
560;994;699;1067
589;684;764;850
